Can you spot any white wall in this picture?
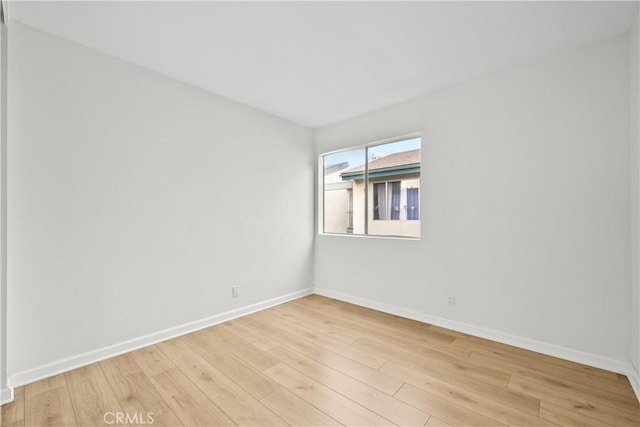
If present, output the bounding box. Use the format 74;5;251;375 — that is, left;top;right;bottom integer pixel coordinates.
315;35;631;366
7;22;314;380
0;13;7;404
630;10;640;391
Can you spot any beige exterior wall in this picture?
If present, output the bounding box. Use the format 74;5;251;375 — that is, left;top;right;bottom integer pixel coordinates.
324;188;350;233
323;169;351;234
324;172;420;237
351;181;366;235
352;173;420;238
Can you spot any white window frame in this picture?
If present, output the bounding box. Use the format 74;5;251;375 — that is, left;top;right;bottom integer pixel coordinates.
318;133;421;239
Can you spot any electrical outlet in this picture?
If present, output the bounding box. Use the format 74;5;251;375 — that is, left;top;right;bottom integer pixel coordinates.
447;295;455;307
232;286;240;298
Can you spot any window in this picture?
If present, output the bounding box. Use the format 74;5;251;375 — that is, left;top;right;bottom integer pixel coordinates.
321;136;421;238
373;181;419;221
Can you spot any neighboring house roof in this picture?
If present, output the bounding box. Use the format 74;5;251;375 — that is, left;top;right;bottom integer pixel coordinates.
324;161;350;176
341;149;420;181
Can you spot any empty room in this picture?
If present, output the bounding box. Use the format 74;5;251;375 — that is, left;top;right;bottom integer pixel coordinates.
1;1;640;426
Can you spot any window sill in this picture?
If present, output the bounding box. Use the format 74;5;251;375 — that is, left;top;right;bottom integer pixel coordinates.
318;232;420;241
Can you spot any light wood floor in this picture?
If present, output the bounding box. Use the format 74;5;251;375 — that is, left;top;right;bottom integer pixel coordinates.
2;295;639;426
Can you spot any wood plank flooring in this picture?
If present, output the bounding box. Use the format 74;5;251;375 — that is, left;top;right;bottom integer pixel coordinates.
2;295;639;426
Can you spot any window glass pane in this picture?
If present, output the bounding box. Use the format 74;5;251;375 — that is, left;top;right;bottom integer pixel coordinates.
390;181;401;220
373;182;385;220
367;137;421;237
323;148;365;234
407;188;419;220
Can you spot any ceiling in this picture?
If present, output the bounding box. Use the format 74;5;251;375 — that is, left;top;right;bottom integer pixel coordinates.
7;1;639;128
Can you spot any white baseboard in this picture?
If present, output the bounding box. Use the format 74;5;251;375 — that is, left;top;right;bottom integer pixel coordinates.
314;288;629;376
627;359;640;402
0;386;12;405
9;287;313;389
